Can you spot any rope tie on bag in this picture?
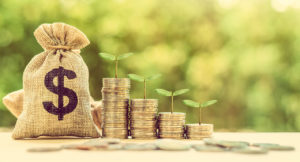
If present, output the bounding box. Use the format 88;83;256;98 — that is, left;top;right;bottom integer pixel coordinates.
48;45;72;51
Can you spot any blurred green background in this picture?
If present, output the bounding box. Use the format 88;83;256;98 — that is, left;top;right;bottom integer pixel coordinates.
0;0;299;131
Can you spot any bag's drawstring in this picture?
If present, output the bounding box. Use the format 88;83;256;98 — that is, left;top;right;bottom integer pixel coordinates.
48;45;72;51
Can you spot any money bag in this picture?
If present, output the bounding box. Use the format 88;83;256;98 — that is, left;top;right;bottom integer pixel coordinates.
12;23;100;139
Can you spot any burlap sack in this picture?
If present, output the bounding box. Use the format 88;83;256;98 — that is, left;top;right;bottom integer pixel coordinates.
12;23;100;139
3;89;103;130
3;89;94;117
91;101;103;131
2;89;24;117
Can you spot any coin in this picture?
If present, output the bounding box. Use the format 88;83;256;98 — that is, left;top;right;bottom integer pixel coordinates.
131;108;158;112
123;143;158;151
102;134;128;139
157;112;185;139
158;121;185;126
158;112;186;120
233;146;268;154
186;125;213;139
186;123;213;131
102;78;130;139
253;143;295;151
27;147;62;152
155;139;191;151
193;145;226;152
204;139;249;149
132;136;158;140
131;131;157;136
158;127;184;133
103;122;128;128
85;138;121;144
62;144;81;150
130;99;158;139
130;115;157;120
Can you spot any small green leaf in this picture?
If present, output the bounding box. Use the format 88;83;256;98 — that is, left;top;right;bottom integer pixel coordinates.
117;52;133;60
155;89;172;96
99;52;116;61
145;74;161;81
183;100;200;108
201;100;218;108
173;89;189;96
128;74;144;82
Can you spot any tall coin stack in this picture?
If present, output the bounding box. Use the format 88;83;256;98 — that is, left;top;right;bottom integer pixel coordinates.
186;124;213;139
102;78;130;139
158;112;186;139
130;99;158;139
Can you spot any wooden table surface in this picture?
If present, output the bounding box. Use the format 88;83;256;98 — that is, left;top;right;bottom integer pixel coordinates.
0;132;299;162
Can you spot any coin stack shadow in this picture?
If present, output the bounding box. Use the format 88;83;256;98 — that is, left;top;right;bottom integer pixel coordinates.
186;124;213;139
130;99;158;139
158;112;186;139
102;78;130;139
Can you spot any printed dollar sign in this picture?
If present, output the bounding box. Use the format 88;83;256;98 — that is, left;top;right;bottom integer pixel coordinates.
43;66;78;121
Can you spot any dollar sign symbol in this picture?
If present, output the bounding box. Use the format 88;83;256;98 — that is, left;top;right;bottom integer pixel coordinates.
43;66;78;120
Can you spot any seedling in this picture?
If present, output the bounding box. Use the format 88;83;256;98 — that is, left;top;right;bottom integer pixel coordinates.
183;99;217;125
155;89;189;113
99;52;133;78
128;74;161;99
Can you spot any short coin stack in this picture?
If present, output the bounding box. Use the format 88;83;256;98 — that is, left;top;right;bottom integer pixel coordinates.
102;78;130;139
158;112;185;139
186;123;213;139
130;99;158;139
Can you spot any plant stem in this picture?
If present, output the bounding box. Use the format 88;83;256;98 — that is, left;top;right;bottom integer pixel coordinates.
144;79;146;99
115;59;118;78
199;108;202;125
171;92;174;114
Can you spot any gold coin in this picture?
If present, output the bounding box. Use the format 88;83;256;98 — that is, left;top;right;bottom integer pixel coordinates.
104;109;128;114
130;115;157;120
103;128;128;133
103;100;129;105
159;126;184;131
186;131;213;136
103;121;127;125
130;111;157;115
158;133;185;138
102;134;128;139
131;131;157;136
158;120;185;126
130;108;158;112
159;130;185;134
132;136;158;140
103;123;128;128
158;112;185;119
131;99;158;106
130;123;156;128
102;87;130;92
130;127;156;131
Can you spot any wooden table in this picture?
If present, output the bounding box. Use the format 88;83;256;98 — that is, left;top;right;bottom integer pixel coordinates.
0;132;299;162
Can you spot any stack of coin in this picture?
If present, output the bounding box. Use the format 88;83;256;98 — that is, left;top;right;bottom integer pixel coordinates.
186;123;213;139
130;99;158;139
102;78;130;139
157;112;185;139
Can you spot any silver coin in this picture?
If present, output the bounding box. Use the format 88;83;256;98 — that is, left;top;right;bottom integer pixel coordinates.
233;146;268;154
155;139;191;151
27;147;62;152
123;143;158;151
193;145;226;152
253;143;295;151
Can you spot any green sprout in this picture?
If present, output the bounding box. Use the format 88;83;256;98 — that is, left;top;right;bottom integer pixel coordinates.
99;52;133;78
155;88;189;113
183;99;217;125
128;74;161;99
